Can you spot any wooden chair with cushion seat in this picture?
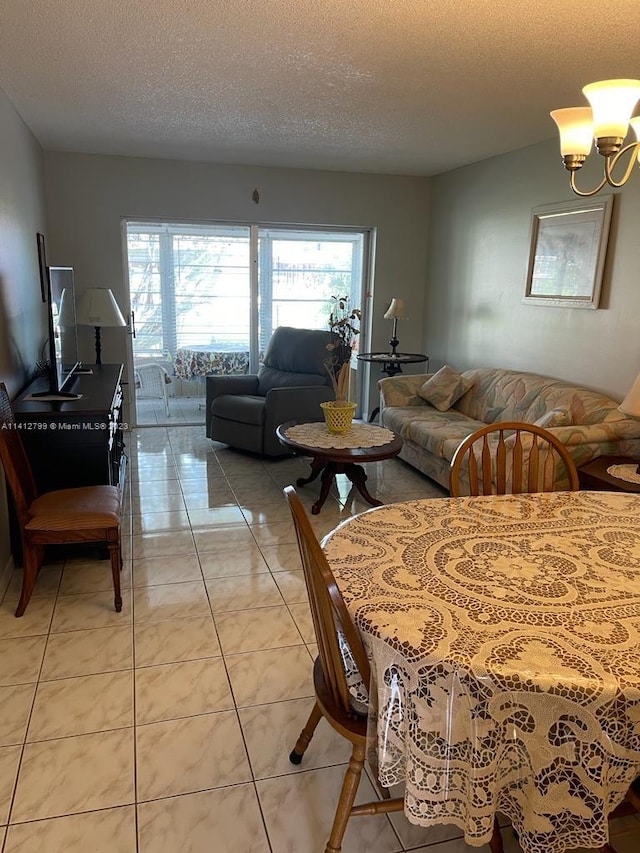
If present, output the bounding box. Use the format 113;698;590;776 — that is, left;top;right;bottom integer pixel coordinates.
283;485;505;853
0;383;123;617
449;421;580;497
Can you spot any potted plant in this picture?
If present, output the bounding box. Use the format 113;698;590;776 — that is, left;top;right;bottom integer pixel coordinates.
321;296;361;434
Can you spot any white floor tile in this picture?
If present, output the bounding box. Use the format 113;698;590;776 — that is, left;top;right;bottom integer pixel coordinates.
225;645;314;707
256;764;402;853
134;657;233;724
12;729;135;822
136;711;251;801
239;697;351;779
4;806;137;852
27;670;134;741
0;637;46;686
137;785;270;853
133;581;210;624
134;615;220;667
41;625;133;680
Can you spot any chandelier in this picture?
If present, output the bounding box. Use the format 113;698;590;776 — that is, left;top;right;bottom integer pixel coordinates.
551;79;640;197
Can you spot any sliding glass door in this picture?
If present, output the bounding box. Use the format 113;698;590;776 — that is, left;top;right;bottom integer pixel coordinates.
125;221;369;425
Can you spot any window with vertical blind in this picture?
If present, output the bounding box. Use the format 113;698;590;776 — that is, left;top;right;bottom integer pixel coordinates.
125;221;368;376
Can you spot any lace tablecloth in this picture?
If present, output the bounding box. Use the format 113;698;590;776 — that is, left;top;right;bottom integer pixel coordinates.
608;463;640;484
284;422;395;449
323;490;640;853
173;348;263;380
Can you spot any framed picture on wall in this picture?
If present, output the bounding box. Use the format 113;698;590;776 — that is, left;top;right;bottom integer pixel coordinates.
523;195;613;309
36;232;49;303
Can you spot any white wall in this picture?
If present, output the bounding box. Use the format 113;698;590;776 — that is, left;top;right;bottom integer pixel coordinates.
0;89;48;574
0;90;48;392
425;137;640;400
42;152;431;418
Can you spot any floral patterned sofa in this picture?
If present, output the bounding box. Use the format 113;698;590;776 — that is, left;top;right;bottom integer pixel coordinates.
379;367;640;490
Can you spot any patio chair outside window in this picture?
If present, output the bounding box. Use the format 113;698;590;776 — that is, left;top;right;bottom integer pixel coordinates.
134;362;171;417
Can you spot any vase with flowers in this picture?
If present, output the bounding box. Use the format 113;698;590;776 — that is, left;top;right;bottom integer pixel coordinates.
320;295;361;434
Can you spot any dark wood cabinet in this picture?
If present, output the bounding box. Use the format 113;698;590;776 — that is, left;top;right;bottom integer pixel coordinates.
12;364;127;492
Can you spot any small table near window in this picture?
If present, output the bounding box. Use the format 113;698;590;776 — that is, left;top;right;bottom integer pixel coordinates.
357;352;429;421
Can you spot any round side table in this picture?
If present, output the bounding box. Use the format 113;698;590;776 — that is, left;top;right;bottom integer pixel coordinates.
357;352;429;421
276;421;402;514
578;455;640;493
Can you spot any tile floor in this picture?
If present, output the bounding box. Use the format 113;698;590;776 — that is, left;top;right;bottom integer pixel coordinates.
0;425;639;853
135;396;205;427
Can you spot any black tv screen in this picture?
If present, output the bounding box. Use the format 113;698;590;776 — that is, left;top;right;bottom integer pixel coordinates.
47;266;80;393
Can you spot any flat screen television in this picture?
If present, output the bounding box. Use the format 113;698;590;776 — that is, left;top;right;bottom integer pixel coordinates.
34;266;81;398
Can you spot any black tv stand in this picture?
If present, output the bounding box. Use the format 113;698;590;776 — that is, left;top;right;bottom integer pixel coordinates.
12;364;127;492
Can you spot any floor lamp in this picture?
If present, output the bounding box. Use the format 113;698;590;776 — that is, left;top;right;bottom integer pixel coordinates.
76;288;127;365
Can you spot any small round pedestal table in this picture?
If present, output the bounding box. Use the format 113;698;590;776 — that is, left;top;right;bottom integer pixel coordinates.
276;421;402;514
357;352;429;421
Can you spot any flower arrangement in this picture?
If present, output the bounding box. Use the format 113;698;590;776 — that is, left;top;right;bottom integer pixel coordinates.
325;296;361;402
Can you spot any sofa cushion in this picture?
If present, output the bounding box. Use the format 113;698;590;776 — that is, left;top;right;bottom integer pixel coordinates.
417;366;473;412
387;406;485;459
212;394;265;425
455;368;629;426
534;407;572;429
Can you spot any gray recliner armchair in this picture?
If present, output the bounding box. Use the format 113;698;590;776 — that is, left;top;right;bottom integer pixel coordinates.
205;326;342;456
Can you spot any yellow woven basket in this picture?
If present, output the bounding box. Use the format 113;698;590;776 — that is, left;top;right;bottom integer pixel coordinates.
320;401;357;435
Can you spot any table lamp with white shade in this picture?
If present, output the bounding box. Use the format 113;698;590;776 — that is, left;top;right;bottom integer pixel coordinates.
619;373;640;473
619;373;640;418
383;298;404;357
76;288;126;365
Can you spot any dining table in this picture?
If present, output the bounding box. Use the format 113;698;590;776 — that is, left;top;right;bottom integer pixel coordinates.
322;489;640;853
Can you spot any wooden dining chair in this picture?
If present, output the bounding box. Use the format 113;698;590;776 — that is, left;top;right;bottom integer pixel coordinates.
449;421;580;497
283;485;505;853
0;383;123;617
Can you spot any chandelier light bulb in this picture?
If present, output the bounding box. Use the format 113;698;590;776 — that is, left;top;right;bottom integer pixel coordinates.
582;79;640;140
550;107;594;156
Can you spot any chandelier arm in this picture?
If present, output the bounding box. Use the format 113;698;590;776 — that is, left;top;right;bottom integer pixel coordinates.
604;141;640;188
569;172;609;198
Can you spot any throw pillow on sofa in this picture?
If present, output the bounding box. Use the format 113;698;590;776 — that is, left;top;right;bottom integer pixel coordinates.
418;365;473;412
534;408;572;429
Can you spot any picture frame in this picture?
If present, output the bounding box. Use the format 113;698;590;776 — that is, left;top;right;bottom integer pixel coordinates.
36;232;49;303
523;195;613;309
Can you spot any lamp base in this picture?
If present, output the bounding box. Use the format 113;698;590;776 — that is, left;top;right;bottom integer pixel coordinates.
94;326;102;365
388;317;400;356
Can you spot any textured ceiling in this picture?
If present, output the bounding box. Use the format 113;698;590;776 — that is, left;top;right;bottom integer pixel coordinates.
1;0;640;176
